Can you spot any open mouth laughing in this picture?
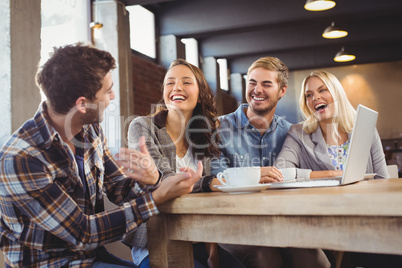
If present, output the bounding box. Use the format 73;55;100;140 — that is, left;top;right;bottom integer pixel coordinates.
252;95;267;101
314;103;327;112
170;94;187;101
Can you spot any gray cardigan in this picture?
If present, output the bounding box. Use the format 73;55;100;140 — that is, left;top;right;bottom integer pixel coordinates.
124;110;215;248
275;123;389;179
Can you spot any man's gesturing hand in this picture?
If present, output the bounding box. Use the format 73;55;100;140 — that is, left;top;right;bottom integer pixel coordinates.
115;136;159;185
152;161;203;205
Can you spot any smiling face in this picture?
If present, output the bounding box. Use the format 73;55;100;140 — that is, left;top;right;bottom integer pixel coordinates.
163;64;200;115
246;67;286;117
304;76;335;123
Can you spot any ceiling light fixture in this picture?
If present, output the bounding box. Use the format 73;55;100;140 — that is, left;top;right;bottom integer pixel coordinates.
304;0;336;11
91;0;104;40
90;22;103;39
334;47;355;62
322;22;348;39
90;22;103;30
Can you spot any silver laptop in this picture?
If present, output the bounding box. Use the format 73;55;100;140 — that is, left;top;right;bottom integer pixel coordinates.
270;104;378;189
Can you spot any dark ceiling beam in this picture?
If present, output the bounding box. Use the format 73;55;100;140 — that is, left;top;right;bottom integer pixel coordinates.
199;15;402;59
153;0;402;37
137;0;402;72
229;38;402;73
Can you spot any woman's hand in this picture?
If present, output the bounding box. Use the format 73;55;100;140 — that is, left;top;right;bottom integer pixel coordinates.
260;166;284;183
115;136;159;185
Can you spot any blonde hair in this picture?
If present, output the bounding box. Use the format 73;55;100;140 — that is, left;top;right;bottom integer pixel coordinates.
247;56;289;89
299;70;356;137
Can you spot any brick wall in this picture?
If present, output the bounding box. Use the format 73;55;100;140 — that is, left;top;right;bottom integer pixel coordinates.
221;91;239;115
131;54;166;117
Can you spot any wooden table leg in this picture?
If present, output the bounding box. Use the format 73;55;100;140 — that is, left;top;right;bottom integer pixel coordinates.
147;214;194;268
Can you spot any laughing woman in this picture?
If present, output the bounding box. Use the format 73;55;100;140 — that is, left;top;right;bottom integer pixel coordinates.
275;70;400;268
275;70;389;179
123;59;244;268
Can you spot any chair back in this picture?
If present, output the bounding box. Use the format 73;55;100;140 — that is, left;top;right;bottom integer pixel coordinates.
387;165;399;178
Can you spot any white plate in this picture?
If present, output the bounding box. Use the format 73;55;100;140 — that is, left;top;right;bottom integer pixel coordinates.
214;184;271;194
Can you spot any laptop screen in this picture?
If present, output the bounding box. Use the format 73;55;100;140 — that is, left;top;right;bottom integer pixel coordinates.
341;105;378;184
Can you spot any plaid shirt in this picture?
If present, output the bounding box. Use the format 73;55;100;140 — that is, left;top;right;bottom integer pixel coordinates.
0;102;159;267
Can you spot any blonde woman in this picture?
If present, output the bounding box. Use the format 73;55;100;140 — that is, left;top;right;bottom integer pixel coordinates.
275;70;388;179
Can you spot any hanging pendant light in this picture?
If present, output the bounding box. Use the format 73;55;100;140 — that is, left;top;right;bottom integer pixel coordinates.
304;0;336;11
334;47;355;62
322;22;348;39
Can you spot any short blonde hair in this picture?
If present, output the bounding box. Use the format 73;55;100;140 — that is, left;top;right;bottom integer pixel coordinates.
299;70;356;136
247;56;289;89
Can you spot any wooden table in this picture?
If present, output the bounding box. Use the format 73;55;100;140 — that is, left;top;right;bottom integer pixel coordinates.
147;178;402;267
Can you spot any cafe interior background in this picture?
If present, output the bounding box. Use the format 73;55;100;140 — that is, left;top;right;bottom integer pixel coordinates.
1;0;402;263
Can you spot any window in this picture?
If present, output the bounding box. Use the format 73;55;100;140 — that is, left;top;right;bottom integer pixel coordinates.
41;0;91;64
217;58;229;91
181;38;199;67
40;0;91;101
126;5;156;58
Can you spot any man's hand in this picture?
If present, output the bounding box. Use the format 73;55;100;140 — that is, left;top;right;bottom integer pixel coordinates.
260;166;284;183
152;161;203;205
115;136;159;185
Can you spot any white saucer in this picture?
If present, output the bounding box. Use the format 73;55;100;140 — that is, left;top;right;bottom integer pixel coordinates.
364;173;376;180
214;184;271;194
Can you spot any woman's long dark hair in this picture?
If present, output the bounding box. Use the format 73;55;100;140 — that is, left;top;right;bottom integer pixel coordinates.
154;59;221;158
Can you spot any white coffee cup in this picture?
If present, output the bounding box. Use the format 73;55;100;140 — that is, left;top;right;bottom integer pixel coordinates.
279;168;296;181
217;167;261;186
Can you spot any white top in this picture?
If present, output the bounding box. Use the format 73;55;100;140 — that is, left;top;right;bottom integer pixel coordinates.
176;146;197;172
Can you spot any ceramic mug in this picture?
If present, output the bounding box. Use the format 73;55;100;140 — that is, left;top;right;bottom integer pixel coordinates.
217;166;260;186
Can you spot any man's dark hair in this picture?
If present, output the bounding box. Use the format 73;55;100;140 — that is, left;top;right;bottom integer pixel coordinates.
36;43;116;114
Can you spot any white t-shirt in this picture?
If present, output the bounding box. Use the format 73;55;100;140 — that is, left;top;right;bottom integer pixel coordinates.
176;146;197;172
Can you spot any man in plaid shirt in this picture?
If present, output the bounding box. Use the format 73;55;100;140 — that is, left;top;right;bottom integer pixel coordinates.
0;43;202;267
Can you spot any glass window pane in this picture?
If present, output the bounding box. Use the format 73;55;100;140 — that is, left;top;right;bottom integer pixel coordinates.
40;0;91;101
126;5;156;58
41;0;91;65
182;38;199;67
217;58;229;91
